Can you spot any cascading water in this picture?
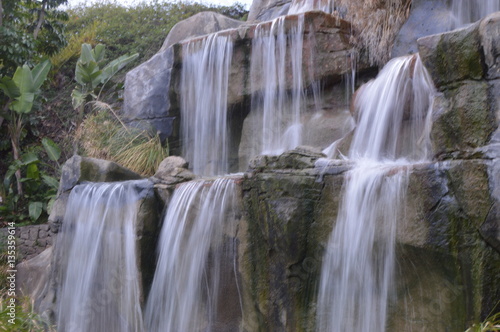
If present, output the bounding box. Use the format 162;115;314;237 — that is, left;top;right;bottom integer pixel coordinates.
181;33;233;176
144;177;240;332
288;0;334;15
316;54;435;332
451;0;500;28
250;15;306;155
55;180;148;332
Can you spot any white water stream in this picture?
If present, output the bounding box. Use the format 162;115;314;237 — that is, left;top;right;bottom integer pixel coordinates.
55;181;147;332
180;33;233;176
144;177;240;332
316;54;435;332
250;15;306;155
451;0;500;28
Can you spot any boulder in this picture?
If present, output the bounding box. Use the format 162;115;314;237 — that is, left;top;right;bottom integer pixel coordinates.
16;247;53;304
418;22;484;88
391;0;453;58
479;12;500;80
152;155;196;185
58;155;142;194
417;14;500;160
159;11;244;51
123;12;244;150
430;81;495;157
122;47;178;143
248;0;291;22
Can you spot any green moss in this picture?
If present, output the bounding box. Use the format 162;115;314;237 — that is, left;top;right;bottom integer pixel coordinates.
242;172;324;331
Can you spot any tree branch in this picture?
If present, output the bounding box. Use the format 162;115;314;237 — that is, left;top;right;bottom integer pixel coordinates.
34;1;47;39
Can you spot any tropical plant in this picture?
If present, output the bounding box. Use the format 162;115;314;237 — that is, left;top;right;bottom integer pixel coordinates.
1;138;61;223
0;59;52;196
71;43;138;140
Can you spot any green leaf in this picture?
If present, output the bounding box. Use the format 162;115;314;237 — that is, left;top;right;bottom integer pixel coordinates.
93;44;106;63
42;174;59;189
26;163;40;180
79;43;95;64
31;59;52;91
20;152;39;165
11;65;35;114
4;164;19;187
29;201;44;221
71;88;87;110
75;61;103;89
101;53;139;84
11;92;35;113
0;77;20;99
42;137;61;162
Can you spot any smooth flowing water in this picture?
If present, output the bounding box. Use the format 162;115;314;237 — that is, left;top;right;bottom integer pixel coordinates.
55;181;148;332
316;54;435;332
250;15;306;155
451;0;500;28
180;33;233;176
288;0;334;15
144;177;240;332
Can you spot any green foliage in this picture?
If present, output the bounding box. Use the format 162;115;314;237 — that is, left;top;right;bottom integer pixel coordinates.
72;43;138;111
65;1;248;69
0;0;68;77
1;140;61;223
0;59;52;115
0;297;55;332
466;309;500;332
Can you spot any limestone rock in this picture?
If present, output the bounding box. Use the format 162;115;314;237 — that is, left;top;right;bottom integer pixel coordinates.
17;247;53;304
248;0;291;22
160;11;244;51
391;0;453;58
58;155;142;194
481;160;500;253
275;146;326;169
122;47;178;143
418;22;484;88
241;170;324;331
152;156;196;184
431;81;495;157
479;12;500;80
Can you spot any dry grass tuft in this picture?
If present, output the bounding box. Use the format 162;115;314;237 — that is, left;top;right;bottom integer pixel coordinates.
76;106;168;176
334;0;412;66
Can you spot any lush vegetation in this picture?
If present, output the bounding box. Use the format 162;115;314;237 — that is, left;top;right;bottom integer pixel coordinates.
0;0;248;226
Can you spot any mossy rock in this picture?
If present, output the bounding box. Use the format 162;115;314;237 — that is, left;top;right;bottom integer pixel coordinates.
431;81;495;157
418;22;485;88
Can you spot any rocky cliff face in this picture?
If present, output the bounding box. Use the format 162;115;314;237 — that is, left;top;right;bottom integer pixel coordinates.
122;11;365;163
16;6;500;332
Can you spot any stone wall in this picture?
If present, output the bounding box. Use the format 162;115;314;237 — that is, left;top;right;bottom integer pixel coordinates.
0;224;54;261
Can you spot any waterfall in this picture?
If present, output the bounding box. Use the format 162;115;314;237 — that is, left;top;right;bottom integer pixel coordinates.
55;180;148;332
316;54;435;332
181;33;233;176
288;0;334;15
349;55;434;161
451;0;500;28
250;15;306;156
144;177;240;332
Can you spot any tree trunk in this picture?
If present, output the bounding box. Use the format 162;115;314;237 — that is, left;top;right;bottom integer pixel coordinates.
34;2;46;39
0;0;3;27
8;114;23;196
